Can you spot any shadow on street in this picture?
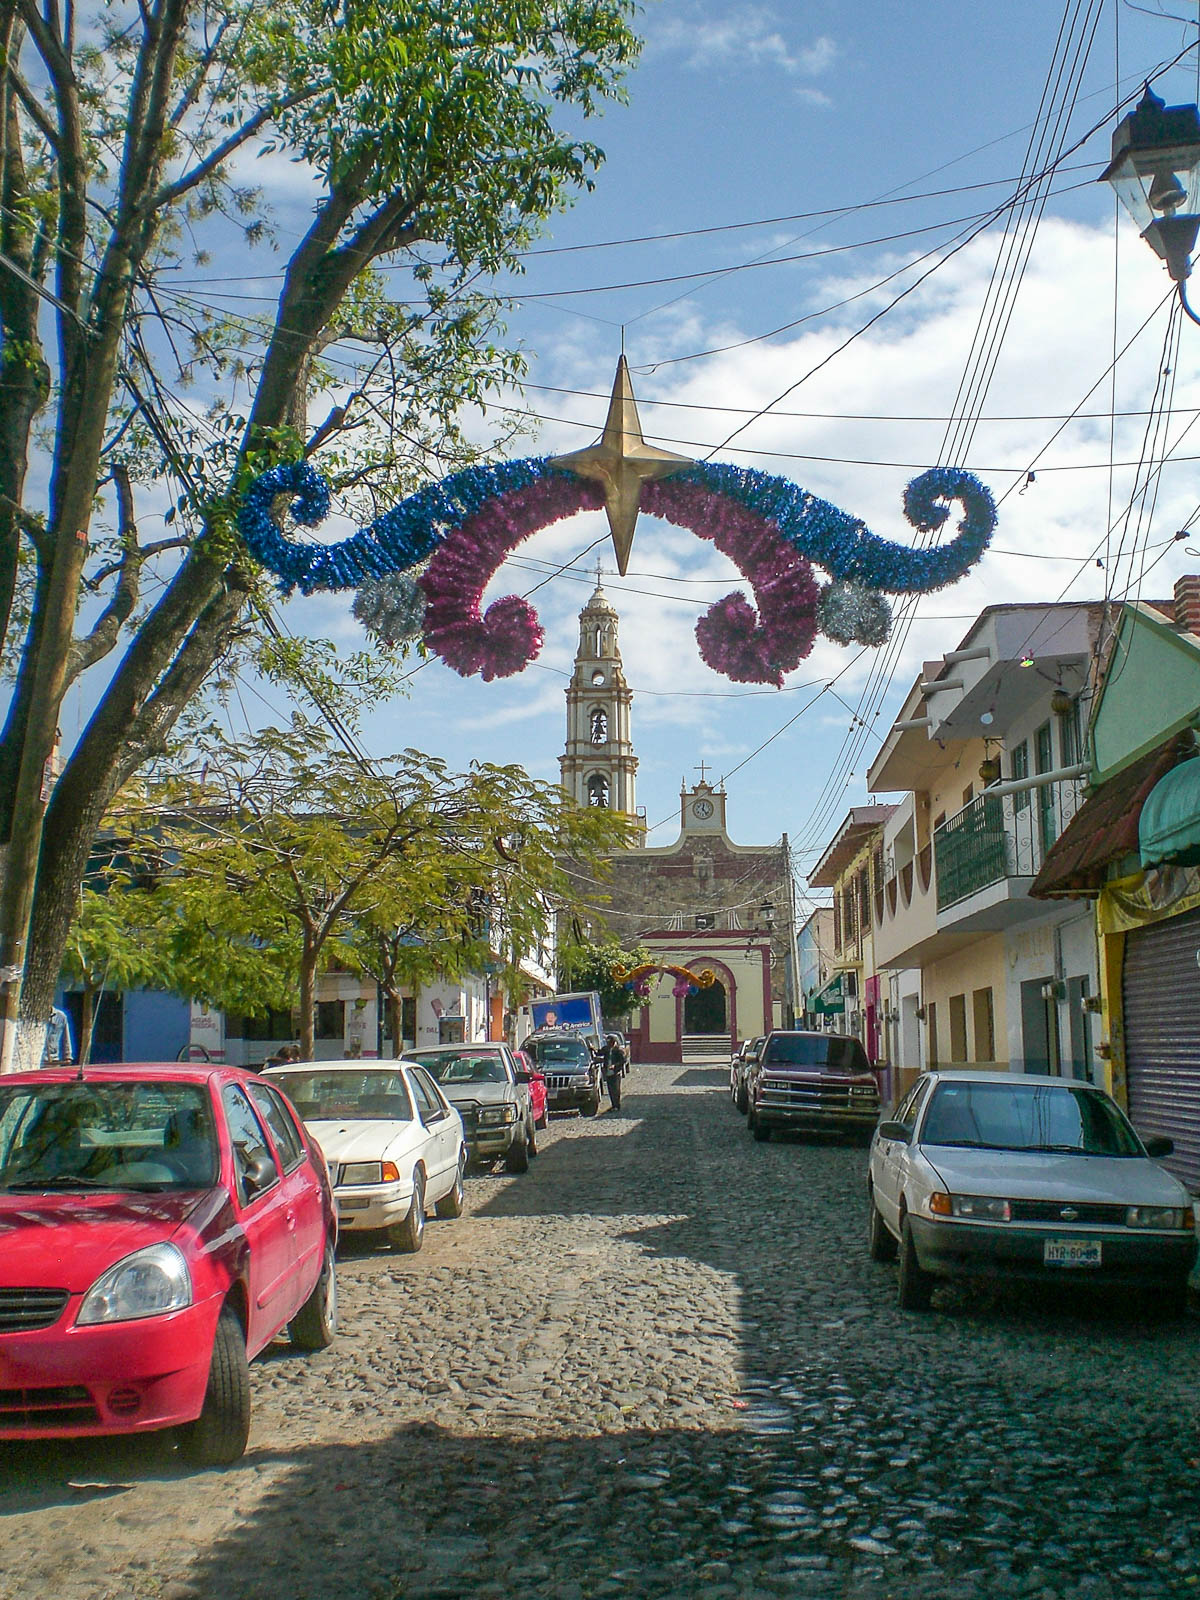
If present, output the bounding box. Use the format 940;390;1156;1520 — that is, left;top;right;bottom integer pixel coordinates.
3;1074;1199;1598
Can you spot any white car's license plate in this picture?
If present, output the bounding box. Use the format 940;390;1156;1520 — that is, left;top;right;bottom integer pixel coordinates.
1044;1239;1101;1267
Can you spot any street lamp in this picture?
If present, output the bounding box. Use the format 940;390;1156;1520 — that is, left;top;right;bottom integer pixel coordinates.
760;899;776;931
1101;85;1200;310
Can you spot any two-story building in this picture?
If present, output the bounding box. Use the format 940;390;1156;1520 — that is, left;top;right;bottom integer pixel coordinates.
796;905;836;1028
808;806;895;1089
866;603;1104;1095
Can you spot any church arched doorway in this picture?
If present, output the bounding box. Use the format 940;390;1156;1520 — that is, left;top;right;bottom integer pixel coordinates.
684;979;727;1035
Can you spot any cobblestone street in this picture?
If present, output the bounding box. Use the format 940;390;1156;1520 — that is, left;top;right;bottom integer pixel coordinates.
3;1062;1200;1600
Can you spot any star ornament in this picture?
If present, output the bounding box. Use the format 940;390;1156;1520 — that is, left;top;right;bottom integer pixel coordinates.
550;356;694;574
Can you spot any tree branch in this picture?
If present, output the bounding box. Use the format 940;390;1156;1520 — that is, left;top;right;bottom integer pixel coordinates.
85;533;188;591
65;463;144;684
150;86;324;211
6;65;57;148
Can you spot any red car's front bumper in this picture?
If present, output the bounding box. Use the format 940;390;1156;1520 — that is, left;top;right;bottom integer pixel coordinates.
0;1292;223;1437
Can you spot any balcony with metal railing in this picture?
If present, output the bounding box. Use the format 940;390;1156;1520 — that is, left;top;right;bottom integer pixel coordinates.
933;778;1085;931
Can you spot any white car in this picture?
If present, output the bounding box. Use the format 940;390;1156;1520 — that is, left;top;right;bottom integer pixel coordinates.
867;1069;1197;1314
265;1059;467;1253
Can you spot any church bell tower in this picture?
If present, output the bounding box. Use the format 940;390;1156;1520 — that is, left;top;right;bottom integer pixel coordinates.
560;576;640;826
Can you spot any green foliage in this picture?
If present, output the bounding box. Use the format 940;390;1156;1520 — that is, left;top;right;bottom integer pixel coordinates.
0;0;643;1028
106;721;635;1050
557;936;651;1021
62;879;167;1000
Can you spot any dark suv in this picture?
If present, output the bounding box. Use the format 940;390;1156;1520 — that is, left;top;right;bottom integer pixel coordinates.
522;1030;602;1118
746;1031;880;1142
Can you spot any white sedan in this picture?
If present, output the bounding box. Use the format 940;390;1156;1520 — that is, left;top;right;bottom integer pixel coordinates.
868;1070;1197;1314
264;1060;467;1252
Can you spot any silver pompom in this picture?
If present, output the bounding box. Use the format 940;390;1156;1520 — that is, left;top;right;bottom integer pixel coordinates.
817;580;893;648
352;574;427;645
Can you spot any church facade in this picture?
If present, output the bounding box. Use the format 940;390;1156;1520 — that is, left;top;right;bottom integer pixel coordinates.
562;580;796;1062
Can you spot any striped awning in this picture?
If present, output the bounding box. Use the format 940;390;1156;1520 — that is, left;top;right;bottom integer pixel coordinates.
1140;756;1200;869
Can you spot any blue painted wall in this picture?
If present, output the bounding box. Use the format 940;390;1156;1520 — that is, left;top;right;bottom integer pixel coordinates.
123;990;190;1061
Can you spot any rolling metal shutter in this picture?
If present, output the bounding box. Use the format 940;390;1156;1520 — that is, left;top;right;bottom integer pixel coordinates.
1123;906;1200;1192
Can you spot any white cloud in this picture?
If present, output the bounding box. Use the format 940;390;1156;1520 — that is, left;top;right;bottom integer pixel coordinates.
649;5;837;86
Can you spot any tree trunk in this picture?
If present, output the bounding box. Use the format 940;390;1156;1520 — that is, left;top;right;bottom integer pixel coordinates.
386;988;402;1059
79;981;95;1068
14;579;246;1025
299;937;317;1060
16;747;115;1022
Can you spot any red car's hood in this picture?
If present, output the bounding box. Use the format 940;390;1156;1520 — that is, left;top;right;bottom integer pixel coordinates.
0;1189;214;1293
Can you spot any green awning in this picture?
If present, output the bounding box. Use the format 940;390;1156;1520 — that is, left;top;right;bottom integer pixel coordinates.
1140;757;1200;869
809;972;846;1015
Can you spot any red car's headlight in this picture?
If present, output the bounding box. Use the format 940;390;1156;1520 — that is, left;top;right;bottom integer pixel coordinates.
76;1243;193;1325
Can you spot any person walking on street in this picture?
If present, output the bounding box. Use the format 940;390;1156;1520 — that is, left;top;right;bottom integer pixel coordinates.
603;1032;627;1113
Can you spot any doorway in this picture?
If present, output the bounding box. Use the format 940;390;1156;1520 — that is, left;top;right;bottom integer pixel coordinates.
1019;975;1060;1074
684;979;727;1035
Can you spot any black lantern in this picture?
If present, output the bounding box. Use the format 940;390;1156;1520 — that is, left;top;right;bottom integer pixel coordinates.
760;899;776;931
1100;85;1200;283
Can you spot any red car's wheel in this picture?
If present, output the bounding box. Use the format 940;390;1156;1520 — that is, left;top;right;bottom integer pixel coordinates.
289;1241;338;1350
177;1305;251;1467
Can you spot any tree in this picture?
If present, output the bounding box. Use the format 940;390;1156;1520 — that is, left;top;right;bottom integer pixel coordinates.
60;873;167;1065
0;0;641;1066
116;717;634;1057
557;934;650;1022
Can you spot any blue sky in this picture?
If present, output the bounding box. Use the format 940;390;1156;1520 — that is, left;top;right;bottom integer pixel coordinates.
72;1;1200;905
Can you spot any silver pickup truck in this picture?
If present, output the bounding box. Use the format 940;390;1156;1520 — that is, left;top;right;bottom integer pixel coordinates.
406;1043;536;1171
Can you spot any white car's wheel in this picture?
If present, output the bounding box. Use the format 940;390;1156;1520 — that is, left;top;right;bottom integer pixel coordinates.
389;1170;426;1252
435;1154;466;1219
897;1216;933;1311
867;1189;897;1263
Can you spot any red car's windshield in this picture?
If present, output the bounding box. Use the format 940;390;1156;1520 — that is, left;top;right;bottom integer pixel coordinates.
0;1081;219;1192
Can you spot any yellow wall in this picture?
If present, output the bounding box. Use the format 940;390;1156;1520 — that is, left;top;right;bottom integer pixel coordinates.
644;946;770;1042
922;936;1008;1068
926;738;990;827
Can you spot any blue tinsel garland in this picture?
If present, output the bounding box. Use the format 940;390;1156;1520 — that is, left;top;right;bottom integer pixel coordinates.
237;458;995;598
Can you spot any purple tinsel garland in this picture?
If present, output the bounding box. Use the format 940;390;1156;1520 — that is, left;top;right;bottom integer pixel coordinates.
419;475;601;679
643;478;819;686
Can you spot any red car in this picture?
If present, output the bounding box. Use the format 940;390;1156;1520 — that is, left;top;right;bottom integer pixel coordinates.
0;1063;337;1465
511;1048;548;1129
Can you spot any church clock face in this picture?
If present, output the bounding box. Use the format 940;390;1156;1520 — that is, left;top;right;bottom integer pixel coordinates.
591;670;606;686
693;798;714;820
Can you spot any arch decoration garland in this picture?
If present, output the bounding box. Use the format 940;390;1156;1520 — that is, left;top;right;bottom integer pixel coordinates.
612;961;717;1000
236;377;997;689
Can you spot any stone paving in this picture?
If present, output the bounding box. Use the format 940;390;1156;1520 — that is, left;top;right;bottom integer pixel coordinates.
2;1062;1200;1599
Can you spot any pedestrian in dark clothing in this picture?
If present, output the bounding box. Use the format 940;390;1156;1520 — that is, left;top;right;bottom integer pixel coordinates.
603;1033;627;1112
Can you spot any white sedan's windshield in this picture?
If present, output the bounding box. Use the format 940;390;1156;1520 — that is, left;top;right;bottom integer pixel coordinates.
921;1081;1142;1156
271;1071;413;1122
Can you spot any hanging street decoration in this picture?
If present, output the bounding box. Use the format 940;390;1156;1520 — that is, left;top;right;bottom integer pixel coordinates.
613;960;717;1000
236;359;997;688
548;355;695;576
